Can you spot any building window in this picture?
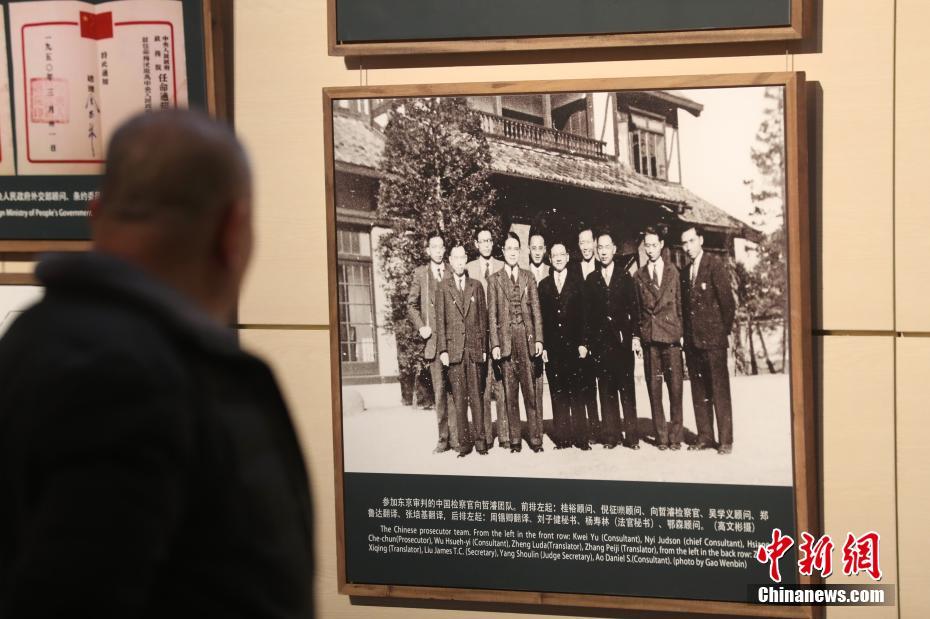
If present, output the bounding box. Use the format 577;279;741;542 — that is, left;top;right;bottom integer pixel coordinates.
629;109;668;180
337;229;378;372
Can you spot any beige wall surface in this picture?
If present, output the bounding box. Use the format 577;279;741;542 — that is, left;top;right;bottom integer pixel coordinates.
235;0;925;616
894;0;930;333
895;338;930;618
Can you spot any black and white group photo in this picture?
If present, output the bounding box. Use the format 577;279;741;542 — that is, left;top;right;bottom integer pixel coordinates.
331;85;794;486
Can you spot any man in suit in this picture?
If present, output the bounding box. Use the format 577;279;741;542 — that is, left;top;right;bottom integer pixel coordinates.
539;243;590;449
466;228;509;448
572;227;601;443
680;225;736;455
407;232;457;453
527;232;549;442
573;227;600;281
488;232;545;453
633;227;684;451
437;245;489;456
584;231;642;449
529;233;550;284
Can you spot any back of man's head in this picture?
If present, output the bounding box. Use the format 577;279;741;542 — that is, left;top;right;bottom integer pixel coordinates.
93;110;253;322
98;109;250;225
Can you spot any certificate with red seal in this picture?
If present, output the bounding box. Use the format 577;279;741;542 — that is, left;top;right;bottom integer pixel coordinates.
10;0;189;176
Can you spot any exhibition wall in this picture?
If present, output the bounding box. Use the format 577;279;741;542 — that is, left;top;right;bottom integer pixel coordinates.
234;0;928;616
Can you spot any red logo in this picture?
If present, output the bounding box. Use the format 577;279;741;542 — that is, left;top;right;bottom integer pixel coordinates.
842;532;882;581
756;528;794;583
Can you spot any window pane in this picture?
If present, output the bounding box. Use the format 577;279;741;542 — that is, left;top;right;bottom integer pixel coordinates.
336;260;377;365
657;134;667;179
631;132;641;173
357;231;371;256
353;325;376;362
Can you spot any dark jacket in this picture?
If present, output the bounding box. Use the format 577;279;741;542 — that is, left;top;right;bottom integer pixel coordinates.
681;252;736;350
487;266;544;358
538;269;585;359
407;262;450;360
584;263;640;355
633;259;683;344
435;274;487;364
0;253;314;619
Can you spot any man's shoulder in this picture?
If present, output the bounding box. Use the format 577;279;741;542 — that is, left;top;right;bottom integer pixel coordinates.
0;293;195;397
703;252;724;269
537;274;555;293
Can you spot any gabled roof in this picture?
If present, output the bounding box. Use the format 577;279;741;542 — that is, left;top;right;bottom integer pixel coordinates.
332;109;757;238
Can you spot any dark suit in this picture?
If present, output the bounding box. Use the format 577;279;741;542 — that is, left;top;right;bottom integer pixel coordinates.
681;252;736;448
436;274;488;453
529;262;549;442
466;257;508;445
0;253;313;618
488;266;544;448
584;263;640;446
539;269;589;447
570;257;601;439
634;259;684;446
407;262;457;449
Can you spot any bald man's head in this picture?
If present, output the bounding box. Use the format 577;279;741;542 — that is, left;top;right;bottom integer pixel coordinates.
93;110;254;323
98;109;251;225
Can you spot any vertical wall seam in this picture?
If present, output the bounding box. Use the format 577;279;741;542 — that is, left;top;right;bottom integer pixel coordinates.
891;0;901;616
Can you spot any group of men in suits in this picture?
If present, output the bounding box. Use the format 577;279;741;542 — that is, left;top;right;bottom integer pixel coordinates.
406;223;736;458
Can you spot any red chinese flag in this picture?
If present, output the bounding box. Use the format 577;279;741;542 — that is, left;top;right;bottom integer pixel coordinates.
80;11;113;40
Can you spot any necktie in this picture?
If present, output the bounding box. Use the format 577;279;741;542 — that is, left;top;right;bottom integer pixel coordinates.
437;266;444;281
512;269;518;285
690;262;696;283
484;261;490;282
458;277;465;292
651;264;658;287
556;272;564;293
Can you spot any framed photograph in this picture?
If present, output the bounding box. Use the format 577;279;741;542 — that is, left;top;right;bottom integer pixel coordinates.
324;72;815;616
0;0;222;247
328;0;809;56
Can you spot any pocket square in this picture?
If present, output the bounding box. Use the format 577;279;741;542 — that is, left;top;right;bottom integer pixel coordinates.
701;282;707;290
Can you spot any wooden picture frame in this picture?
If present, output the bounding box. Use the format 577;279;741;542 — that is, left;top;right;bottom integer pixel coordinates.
0;0;228;249
328;0;809;56
325;72;817;617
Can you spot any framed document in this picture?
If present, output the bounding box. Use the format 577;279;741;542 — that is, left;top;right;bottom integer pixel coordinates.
324;72;817;616
328;0;809;56
0;0;218;245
